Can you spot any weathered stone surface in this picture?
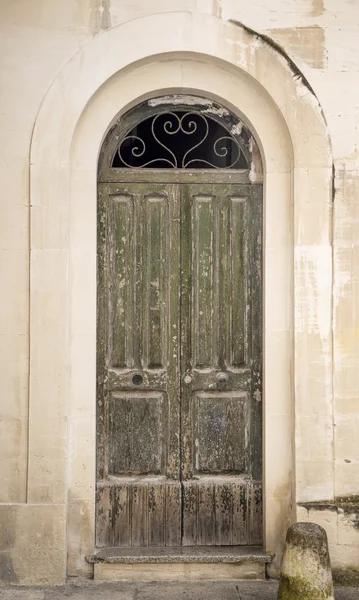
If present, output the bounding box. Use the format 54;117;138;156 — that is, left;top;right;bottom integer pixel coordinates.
94;561;266;581
278;523;334;600
0;581;357;600
88;546;272;564
0;505;66;586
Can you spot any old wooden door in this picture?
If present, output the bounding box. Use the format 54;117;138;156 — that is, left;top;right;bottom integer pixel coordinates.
97;182;182;547
180;183;262;546
96;180;263;548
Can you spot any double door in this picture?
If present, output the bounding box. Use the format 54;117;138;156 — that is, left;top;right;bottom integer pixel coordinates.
96;180;262;547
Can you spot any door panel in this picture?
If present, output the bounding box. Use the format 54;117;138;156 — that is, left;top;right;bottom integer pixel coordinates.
181;183;263;546
109;392;165;476
96;183;181;547
192;197;214;367
96;480;182;548
108;194;134;369
96;181;262;548
181;480;262;546
193;392;249;475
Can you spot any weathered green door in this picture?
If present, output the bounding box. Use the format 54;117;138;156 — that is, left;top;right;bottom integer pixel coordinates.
96;181;262;547
180;184;262;546
96;182;182;547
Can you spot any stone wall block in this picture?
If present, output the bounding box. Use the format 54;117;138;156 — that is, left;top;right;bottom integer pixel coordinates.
337;510;359;547
0;329;29;503
294;167;332;246
296;461;334;503
335;463;359;498
67;499;94;578
0;504;66;585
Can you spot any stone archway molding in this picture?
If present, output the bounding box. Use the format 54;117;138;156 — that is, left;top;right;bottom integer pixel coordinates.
28;12;333;582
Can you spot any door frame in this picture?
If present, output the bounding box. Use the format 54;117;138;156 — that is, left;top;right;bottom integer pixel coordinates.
96;99;264;547
65;67;298;572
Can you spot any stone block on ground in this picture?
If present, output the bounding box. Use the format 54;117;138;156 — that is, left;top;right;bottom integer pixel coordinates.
278;522;334;600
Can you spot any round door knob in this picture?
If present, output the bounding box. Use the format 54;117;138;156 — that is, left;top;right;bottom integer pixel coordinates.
216;372;229;384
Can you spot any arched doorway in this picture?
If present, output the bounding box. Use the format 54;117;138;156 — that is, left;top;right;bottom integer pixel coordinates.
95;95;263;549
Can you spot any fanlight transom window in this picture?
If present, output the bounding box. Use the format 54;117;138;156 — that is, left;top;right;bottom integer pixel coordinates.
112;110;249;170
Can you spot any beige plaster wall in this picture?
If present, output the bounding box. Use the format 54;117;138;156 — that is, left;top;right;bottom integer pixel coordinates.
0;0;358;585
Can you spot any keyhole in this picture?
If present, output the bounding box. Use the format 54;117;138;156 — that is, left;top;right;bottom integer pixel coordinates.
216;372;229;386
132;373;143;386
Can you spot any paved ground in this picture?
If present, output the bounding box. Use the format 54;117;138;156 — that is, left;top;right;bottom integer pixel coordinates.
0;580;358;600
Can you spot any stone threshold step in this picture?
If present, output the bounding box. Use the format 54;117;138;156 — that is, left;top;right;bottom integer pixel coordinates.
88;547;273;582
87;546;272;565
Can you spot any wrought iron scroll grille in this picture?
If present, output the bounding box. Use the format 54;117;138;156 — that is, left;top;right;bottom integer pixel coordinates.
112;111;249;170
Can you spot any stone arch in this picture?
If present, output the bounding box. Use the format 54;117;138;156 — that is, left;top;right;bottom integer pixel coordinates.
28;13;333;578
